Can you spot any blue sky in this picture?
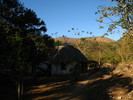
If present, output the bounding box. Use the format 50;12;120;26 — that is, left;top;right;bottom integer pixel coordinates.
20;0;122;40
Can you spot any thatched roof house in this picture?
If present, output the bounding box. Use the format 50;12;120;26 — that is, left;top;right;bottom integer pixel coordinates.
38;44;89;75
48;45;89;64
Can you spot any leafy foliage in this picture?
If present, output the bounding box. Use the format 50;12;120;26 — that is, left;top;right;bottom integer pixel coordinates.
54;40;63;46
0;0;54;73
96;0;133;35
117;35;133;62
74;38;120;65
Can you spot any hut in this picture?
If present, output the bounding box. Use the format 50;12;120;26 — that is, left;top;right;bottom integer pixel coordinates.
38;44;89;75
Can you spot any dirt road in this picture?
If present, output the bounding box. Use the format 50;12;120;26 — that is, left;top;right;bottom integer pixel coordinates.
25;69;133;100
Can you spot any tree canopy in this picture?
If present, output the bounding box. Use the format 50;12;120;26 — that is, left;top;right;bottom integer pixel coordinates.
0;0;54;73
96;0;133;35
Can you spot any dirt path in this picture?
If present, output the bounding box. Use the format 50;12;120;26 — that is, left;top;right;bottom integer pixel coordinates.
24;69;133;100
59;71;112;100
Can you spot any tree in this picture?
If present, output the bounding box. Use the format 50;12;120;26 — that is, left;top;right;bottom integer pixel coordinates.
0;0;47;69
117;35;133;62
28;34;54;73
74;37;120;66
0;0;54;99
54;40;63;46
75;38;105;65
0;0;54;71
96;0;133;35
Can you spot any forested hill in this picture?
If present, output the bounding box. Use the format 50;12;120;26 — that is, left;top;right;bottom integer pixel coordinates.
54;36;115;44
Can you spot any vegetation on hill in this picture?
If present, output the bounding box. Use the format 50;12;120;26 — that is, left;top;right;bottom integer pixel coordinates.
55;35;133;67
55;36;115;44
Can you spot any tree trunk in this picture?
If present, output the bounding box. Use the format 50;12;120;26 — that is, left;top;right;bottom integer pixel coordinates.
17;80;24;100
17;81;20;100
98;57;101;66
21;80;24;100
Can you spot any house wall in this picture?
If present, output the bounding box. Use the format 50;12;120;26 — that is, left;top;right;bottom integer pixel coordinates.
51;64;61;75
36;63;52;75
37;62;87;75
51;63;75;75
38;63;48;70
27;65;32;73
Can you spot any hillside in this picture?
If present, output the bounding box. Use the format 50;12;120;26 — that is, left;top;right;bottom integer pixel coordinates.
54;36;115;44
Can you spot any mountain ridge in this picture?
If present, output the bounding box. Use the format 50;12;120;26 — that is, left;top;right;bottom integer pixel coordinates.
54;36;115;44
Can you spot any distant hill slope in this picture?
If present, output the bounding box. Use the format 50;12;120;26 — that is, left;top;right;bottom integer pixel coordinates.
54;37;115;44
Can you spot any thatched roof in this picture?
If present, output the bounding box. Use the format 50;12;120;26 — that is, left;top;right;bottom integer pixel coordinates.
48;45;89;64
